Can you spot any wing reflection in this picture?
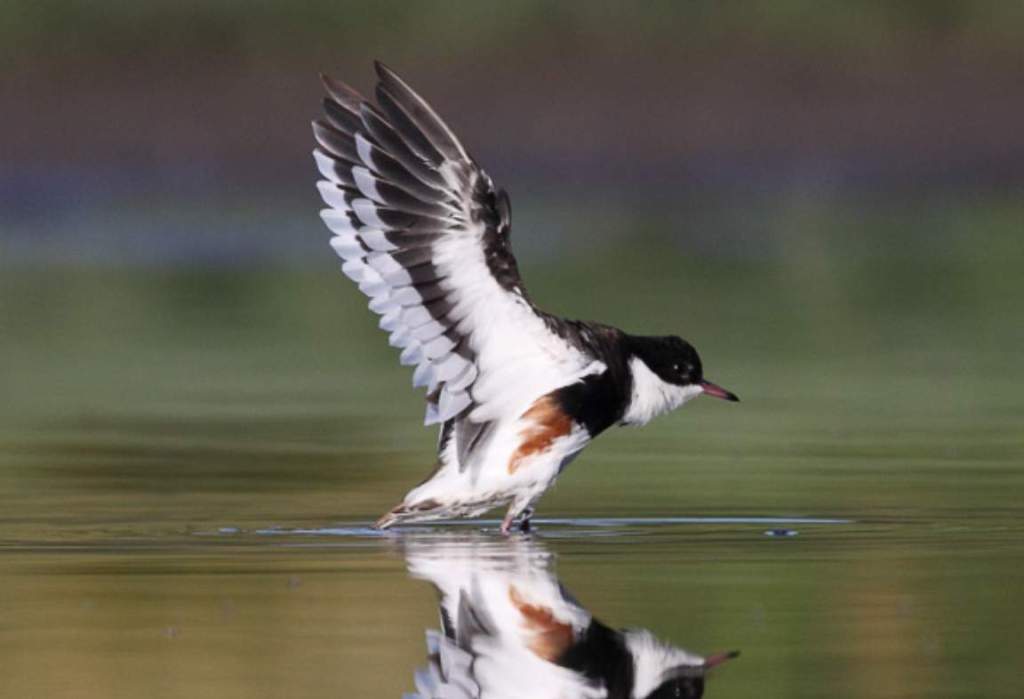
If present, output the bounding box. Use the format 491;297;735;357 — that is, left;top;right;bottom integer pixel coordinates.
401;535;737;699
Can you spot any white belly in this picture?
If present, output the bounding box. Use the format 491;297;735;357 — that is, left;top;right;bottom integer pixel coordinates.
404;417;591;513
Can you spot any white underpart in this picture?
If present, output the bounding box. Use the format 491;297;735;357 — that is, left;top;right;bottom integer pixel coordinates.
405;397;595;511
621;357;704;427
624;629;706;699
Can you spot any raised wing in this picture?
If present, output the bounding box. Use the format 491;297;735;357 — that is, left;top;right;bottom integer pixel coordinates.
313;62;596;431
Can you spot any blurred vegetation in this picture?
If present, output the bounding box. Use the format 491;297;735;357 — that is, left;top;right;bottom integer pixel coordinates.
5;0;1024;67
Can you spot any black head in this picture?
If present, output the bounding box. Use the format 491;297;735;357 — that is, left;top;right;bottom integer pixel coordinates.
628;335;702;386
644;675;704;699
627;334;739;402
642;650;739;699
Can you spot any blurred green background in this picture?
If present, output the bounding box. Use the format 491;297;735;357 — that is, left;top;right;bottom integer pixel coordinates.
1;3;1023;699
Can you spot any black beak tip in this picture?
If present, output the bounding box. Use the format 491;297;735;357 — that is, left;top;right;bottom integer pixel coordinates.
700;381;740;403
703;649;741;670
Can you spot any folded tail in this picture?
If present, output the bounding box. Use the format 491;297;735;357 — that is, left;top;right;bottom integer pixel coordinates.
375;498;446;530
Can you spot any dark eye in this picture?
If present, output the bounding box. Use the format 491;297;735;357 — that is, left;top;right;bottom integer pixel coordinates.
673;364;682;373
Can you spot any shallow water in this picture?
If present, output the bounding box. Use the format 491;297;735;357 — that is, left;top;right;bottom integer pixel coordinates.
2;237;1023;698
3;516;1022;698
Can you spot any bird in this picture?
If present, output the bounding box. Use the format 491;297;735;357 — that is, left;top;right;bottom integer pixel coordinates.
312;62;739;535
401;534;739;699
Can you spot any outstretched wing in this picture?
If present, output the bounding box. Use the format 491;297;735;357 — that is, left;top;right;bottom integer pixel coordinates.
312;63;599;440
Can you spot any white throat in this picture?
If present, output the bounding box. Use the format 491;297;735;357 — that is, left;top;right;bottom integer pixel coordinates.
621;357;703;427
624;629;706;699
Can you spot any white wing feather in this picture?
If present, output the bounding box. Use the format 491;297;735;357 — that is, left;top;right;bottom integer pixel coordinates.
313;63;596;430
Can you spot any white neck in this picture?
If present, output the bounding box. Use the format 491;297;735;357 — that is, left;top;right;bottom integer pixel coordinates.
621;357;703;427
624;629;706;699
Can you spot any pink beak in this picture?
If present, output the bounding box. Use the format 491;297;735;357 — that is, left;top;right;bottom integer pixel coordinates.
703;650;741;669
700;380;739;402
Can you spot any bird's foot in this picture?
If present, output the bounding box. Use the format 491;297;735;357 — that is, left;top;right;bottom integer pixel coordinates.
518;508;534;533
500;507;534;536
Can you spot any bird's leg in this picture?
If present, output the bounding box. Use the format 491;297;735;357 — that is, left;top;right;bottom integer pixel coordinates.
500;504;535;536
518;507;535;533
500;510;516;536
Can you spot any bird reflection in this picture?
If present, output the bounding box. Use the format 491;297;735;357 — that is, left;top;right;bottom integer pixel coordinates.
400;535;737;699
